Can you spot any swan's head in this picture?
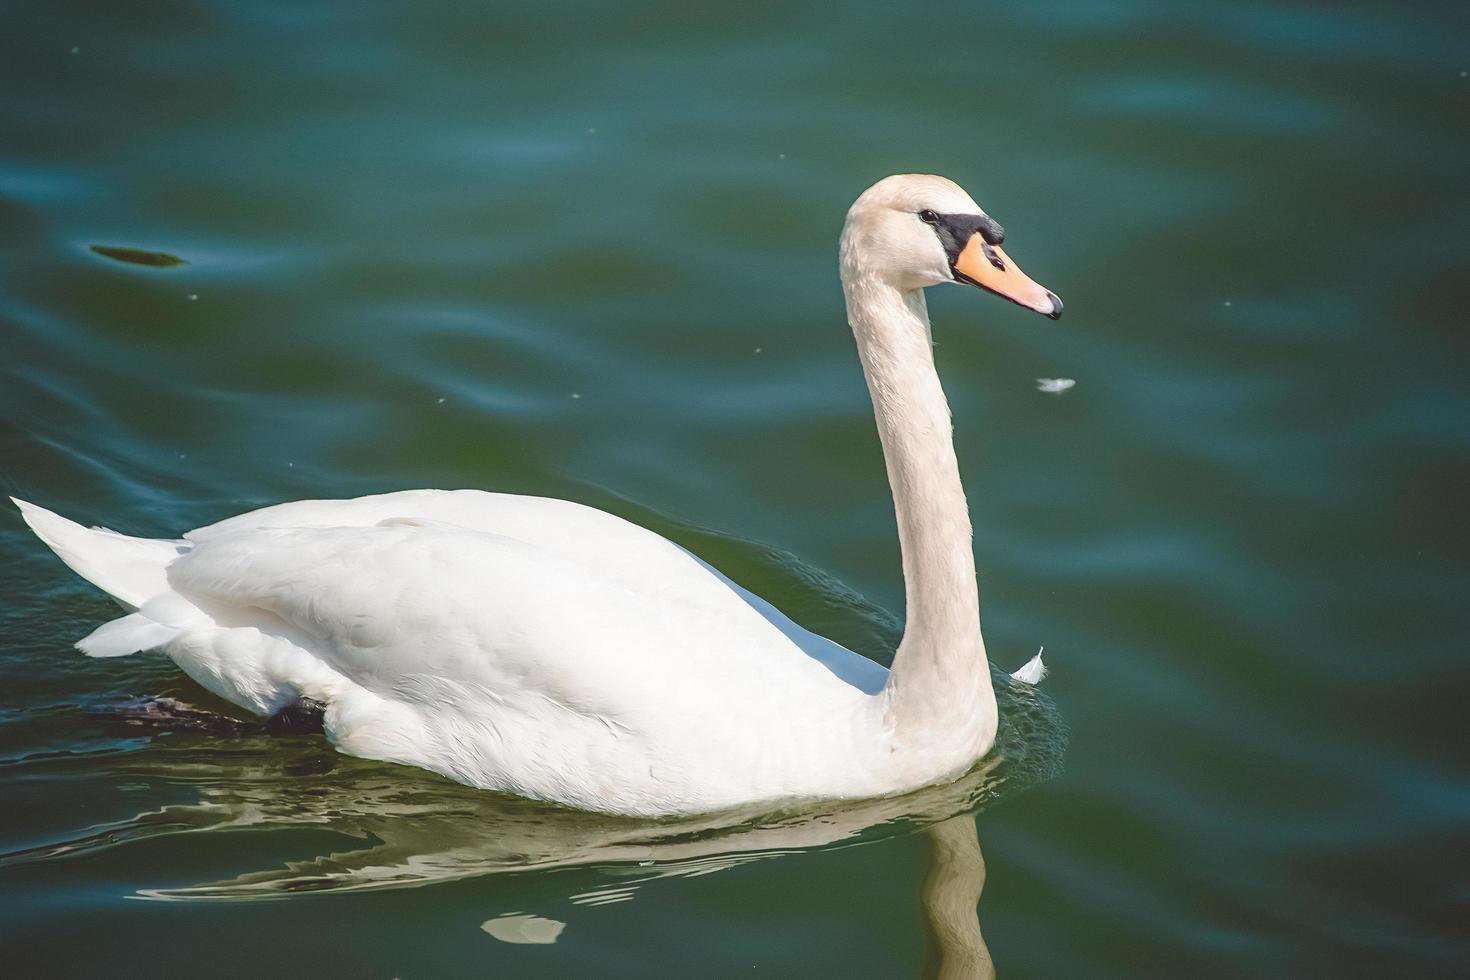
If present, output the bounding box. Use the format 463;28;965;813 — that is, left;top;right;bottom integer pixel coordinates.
840;174;1061;319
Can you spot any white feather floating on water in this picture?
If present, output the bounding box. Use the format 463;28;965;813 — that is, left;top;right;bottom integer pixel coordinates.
1010;647;1048;685
1036;378;1075;394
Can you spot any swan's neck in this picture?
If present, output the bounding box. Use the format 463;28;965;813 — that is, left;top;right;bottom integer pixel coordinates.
842;273;996;749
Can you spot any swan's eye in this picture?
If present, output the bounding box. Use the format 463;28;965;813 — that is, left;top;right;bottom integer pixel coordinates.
918;209;939;224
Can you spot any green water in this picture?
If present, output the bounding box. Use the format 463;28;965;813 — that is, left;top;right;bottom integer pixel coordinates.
2;1;1466;976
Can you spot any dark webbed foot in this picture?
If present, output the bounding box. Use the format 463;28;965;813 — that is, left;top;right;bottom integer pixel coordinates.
264;697;326;735
91;697;258;736
91;695;327;737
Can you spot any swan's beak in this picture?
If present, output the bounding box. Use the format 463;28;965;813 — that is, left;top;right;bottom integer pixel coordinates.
953;235;1062;320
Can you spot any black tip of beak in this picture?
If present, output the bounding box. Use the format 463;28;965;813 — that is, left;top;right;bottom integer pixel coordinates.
1045;291;1063;320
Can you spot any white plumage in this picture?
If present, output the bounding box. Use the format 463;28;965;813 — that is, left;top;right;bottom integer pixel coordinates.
15;174;1060;817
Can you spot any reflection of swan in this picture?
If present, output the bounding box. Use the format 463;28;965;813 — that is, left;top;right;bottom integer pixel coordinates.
13;173;1061;817
3;745;1005;898
0;743;1010;974
922;817;994;980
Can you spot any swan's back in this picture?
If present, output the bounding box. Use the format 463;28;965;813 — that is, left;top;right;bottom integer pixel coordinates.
189;489;891;684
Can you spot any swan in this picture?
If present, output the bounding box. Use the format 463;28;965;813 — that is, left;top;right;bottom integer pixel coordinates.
13;173;1062;818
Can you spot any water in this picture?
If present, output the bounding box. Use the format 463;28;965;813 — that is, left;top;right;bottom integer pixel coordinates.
2;1;1466;975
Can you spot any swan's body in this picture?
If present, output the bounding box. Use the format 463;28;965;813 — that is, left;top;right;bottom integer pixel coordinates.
15;174;1061;817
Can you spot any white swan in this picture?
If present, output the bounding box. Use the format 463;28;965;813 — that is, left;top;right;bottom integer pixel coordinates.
14;174;1061;818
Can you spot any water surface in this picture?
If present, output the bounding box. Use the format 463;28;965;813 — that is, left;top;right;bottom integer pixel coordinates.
2;1;1466;976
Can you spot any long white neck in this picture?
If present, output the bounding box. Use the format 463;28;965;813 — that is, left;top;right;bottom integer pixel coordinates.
841;269;997;752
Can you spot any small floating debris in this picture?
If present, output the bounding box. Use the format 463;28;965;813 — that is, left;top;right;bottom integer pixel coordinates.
482;914;566;945
187;293;198;301
89;244;187;268
1010;647;1048;685
1035;378;1075;394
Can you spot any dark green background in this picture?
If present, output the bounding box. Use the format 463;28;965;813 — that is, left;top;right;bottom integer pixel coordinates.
1;1;1465;976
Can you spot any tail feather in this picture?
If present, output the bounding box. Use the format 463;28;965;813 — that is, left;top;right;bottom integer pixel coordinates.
76;612;182;658
11;497;187;611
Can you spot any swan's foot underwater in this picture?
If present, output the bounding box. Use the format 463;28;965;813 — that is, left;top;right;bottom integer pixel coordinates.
263;696;326;735
91;696;325;738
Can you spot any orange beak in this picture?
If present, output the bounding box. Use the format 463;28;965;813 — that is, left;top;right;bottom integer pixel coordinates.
953;235;1062;319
